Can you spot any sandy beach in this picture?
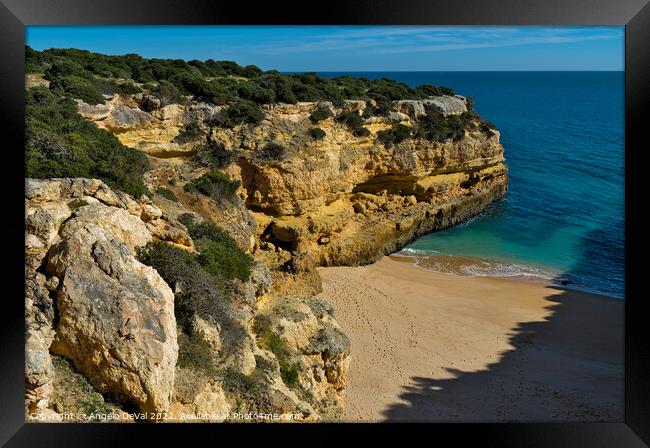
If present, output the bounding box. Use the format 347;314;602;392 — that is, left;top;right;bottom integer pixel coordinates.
317;256;623;422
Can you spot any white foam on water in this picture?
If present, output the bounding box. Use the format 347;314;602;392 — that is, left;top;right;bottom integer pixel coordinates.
457;261;557;280
397;251;558;282
395;247;439;256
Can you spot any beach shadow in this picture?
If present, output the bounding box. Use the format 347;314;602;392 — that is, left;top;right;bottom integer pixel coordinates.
381;227;624;422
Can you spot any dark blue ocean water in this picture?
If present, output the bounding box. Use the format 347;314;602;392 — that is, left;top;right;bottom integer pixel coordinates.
320;72;625;298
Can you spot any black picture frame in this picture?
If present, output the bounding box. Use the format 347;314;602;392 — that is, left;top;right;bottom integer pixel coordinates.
1;0;648;445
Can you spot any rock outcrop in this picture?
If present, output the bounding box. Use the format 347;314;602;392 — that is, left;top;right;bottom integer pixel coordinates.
25;178;189;415
25;178;351;422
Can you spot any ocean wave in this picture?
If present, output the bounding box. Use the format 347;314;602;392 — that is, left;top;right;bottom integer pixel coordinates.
457;261;557;280
395;252;623;298
396;247;439;256
396;252;559;282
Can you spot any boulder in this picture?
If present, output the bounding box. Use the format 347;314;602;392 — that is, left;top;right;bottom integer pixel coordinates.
48;233;178;414
24;178;190;415
395;99;426;118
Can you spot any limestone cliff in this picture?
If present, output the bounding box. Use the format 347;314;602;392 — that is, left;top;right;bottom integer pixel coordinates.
25;88;506;422
83;94;507;271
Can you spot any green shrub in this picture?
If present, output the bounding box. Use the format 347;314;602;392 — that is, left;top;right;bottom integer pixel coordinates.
44;58;90;82
91;78;143;96
137;241;244;329
184;170;241;198
335;110;369;137
181;215;253;283
279;362;300;388
173;120;202;144
414;107;471;142
353;126;370;137
50;75;105;105
309;127;326;140
213;100;265;128
254;322;300;388
377;123;412;145
369;96;394;116
91;78;121;96
335;110;363;128
155;187;178;202
177;331;217;376
118;81;143;95
415;84;455;97
479;119;496;136
149;80;187;106
309;106;333;124
196;238;253;282
195;140;236;168
255;142;286;162
25;87;149;198
178;212;196;228
256;328;291;359
26;46;46;73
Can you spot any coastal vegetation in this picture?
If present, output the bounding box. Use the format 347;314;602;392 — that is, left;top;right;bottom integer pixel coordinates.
26;46;460;117
255;142;287;162
309;105;334;123
155;186;178;202
309;127;326;140
173;120;203;143
335;111;370;137
180;215;254;283
25;46;495;201
195;140;238;168
377;123;412;145
183;169;241;198
25;86;149;198
138;214;253;308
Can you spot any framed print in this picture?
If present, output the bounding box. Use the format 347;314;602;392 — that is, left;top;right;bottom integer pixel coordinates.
1;0;648;445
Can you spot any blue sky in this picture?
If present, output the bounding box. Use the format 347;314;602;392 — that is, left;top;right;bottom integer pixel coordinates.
26;26;624;71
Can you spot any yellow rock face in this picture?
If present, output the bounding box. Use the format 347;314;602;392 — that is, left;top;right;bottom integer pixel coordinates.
82;96;507;272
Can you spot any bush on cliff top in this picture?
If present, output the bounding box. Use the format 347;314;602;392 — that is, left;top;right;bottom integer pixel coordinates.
27;46;460;113
335;111;370;137
377;123;412;145
25;86;149;198
413;106;472;142
309;105;333;124
209;100;265;128
49;75;106;105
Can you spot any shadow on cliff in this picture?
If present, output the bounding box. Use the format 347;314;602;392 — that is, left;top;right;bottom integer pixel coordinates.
380;226;624;422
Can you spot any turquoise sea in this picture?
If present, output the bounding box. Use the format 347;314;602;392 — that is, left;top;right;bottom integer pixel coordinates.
320;72;625;298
